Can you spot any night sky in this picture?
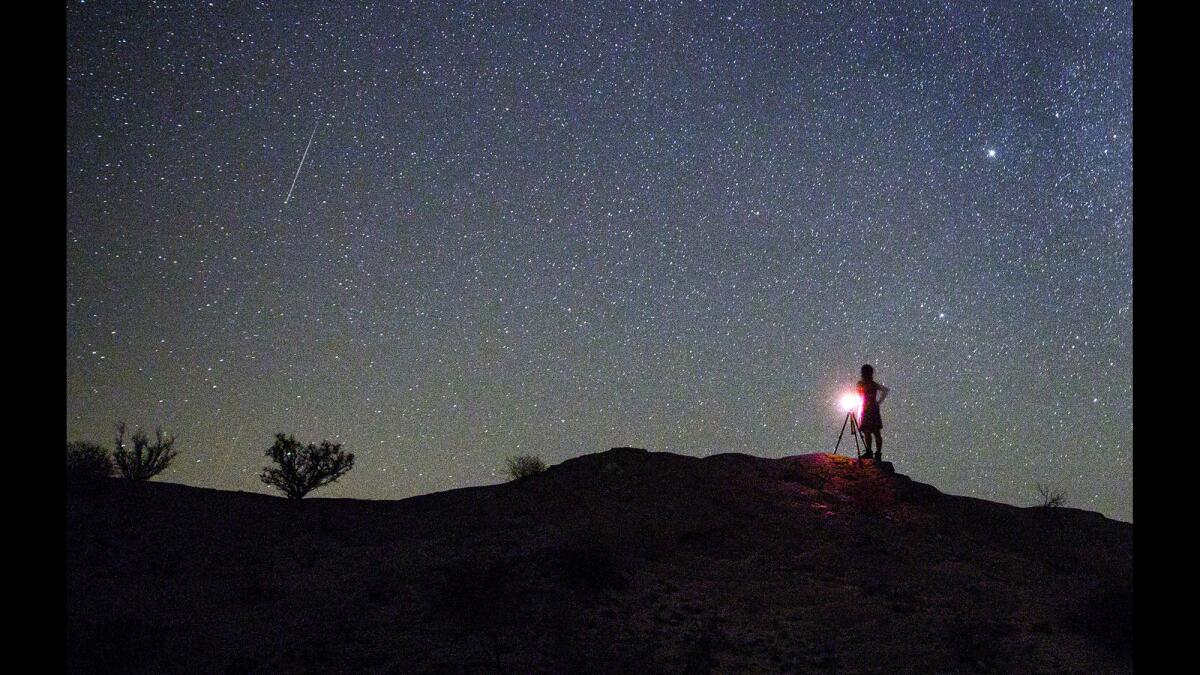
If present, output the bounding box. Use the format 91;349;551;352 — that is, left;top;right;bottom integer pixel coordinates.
66;1;1132;521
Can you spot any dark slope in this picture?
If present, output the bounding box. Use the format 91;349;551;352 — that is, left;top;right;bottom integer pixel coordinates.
66;449;1132;674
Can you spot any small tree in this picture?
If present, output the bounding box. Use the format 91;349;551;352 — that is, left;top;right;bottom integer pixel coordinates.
1036;482;1067;508
260;433;355;500
66;441;113;481
112;422;178;480
504;454;546;481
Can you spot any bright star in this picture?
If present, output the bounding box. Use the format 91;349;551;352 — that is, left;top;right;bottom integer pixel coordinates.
986;148;997;158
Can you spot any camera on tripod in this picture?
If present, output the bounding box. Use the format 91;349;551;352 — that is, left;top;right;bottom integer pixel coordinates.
833;392;870;459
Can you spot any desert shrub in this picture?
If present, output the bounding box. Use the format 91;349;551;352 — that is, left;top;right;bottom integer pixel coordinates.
66;441;113;481
504;454;546;480
260;433;355;500
1036;482;1067;508
112;422;178;480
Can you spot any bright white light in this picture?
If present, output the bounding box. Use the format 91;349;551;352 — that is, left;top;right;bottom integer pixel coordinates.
986;148;997;158
839;392;862;413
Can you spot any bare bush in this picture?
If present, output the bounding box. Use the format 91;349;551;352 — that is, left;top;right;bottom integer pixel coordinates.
1036;482;1067;508
112;423;178;480
260;433;355;500
66;441;113;481
504;454;546;480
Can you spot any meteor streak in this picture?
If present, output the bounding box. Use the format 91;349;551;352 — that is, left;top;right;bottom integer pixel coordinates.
284;115;320;205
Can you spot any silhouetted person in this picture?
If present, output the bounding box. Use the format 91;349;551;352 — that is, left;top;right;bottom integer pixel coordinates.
856;364;890;460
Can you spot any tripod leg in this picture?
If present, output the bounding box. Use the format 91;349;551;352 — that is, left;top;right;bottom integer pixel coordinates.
833;412;850;455
850;416;862;458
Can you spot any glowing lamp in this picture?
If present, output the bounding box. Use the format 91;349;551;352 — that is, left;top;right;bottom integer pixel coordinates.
839;392;863;414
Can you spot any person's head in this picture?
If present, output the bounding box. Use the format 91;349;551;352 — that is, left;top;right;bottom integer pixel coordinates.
861;364;874;381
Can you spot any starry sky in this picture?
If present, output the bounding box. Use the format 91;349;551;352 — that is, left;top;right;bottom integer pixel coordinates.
66;1;1132;521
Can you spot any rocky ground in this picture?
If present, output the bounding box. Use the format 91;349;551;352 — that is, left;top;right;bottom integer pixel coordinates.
66;448;1132;673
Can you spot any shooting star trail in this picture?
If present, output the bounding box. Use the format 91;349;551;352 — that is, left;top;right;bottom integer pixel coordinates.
284;115;320;205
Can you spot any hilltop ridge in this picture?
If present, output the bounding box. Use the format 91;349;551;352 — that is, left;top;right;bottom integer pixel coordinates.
67;448;1132;673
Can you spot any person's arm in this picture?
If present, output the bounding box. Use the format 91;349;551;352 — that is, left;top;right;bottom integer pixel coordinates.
877;384;890;404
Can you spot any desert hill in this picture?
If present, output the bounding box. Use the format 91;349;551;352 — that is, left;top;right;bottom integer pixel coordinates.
66;448;1132;673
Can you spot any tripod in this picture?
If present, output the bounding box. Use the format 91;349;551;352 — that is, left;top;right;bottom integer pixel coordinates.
833;410;869;459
